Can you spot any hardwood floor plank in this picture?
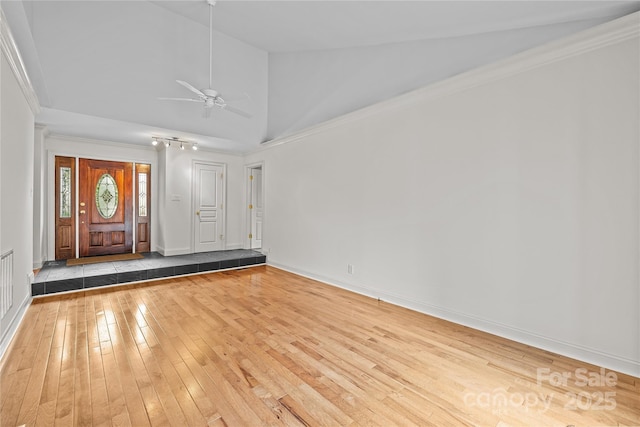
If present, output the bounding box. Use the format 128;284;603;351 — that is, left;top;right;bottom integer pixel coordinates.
140;288;270;426
12;300;59;426
0;302;44;379
114;292;171;427
1;266;638;426
72;299;93;427
87;295;111;427
54;297;79;426
100;338;133;426
1;368;31;427
137;340;192;426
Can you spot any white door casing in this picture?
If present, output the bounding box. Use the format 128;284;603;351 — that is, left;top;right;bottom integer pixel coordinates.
193;162;225;252
250;168;263;249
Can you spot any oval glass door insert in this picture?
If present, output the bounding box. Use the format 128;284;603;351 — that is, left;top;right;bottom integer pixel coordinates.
96;173;118;219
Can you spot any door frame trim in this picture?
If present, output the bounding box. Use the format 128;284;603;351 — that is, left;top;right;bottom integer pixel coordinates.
191;160;227;253
243;161;265;250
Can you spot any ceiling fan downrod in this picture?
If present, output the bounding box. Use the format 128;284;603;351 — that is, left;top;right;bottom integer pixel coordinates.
208;0;216;90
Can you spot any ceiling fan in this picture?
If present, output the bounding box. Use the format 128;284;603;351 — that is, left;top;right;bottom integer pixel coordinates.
159;0;251;118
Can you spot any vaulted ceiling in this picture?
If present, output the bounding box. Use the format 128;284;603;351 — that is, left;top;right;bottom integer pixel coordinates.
3;1;639;153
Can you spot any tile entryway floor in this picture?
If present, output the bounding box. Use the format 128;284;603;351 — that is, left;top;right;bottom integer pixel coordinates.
33;249;266;296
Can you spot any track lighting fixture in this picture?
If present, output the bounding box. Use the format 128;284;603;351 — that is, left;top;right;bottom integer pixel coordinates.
151;136;199;151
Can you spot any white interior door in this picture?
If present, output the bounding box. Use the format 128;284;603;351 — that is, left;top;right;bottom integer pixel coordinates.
250;168;263;249
194;162;225;252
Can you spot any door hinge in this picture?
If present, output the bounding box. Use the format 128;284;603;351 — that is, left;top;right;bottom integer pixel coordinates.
250;175;253;181
249;233;253;239
220;173;224;179
249;204;253;210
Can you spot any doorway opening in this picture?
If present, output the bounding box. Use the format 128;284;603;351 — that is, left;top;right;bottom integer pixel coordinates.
192;161;227;253
246;164;264;250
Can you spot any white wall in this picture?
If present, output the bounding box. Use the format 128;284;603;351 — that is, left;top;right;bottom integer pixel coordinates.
0;48;35;353
247;14;640;376
157;145;244;255
0;23;3;354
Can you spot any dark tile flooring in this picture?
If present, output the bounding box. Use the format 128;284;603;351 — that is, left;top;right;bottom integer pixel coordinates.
33;249;266;296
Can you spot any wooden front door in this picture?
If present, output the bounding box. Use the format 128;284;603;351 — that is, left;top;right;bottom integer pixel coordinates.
79;158;133;257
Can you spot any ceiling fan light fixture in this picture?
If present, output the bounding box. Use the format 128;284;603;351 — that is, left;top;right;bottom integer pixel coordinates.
157;0;252;120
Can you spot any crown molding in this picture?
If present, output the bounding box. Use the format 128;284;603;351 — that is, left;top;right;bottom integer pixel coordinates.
34;124;50;136
46;133;157;152
0;7;40;115
257;11;639;153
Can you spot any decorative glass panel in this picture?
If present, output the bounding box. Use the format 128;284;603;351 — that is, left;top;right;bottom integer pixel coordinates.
138;173;147;217
60;167;72;218
95;173;118;219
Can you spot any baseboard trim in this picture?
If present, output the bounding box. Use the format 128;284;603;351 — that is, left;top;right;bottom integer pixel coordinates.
268;261;640;378
156;247;192;257
0;294;32;365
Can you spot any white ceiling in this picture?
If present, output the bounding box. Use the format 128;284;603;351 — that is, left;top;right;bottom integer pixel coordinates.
159;1;640;51
3;1;640;153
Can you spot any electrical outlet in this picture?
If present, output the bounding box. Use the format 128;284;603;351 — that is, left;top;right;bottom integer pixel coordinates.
347;264;354;275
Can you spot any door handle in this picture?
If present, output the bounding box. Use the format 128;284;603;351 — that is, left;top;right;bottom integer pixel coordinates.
80;210;86;215
196;210;200;216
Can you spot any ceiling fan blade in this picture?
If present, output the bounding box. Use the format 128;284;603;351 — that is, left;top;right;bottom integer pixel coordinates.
158;97;202;103
224;92;252;103
176;80;206;98
221;104;252;118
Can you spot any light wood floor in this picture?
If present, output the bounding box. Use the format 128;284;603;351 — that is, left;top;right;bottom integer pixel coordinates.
1;266;638;426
